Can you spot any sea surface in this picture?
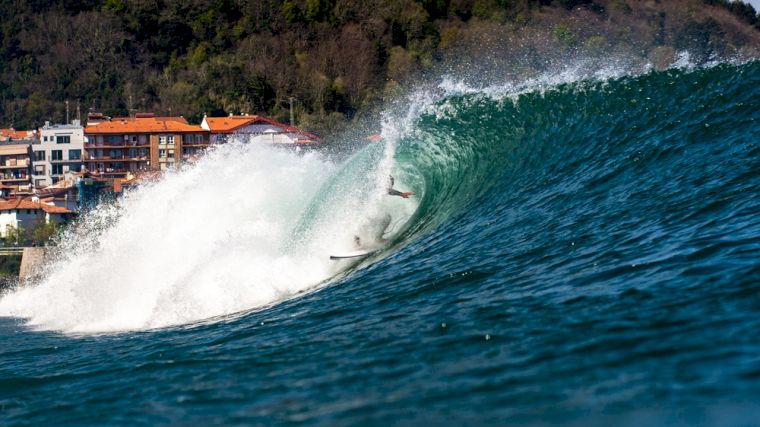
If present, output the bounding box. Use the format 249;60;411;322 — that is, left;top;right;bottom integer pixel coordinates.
1;60;759;426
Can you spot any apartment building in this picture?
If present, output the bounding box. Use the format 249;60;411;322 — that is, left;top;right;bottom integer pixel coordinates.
33;120;85;188
83;113;209;178
0;144;33;195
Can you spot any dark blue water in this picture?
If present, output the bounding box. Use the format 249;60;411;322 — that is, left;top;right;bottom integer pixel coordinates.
2;61;760;426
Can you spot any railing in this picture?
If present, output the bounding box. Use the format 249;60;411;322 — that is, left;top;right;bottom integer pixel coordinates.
85;142;150;148
83;156;150;162
50;159;83;163
0;247;24;255
0;162;30;169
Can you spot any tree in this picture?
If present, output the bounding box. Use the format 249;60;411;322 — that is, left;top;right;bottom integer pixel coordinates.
4;224;26;247
31;221;59;246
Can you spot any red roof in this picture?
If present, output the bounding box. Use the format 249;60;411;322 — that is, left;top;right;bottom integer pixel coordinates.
204;115;320;141
1;128;34;140
0;198;71;214
85;116;204;134
203;116;258;133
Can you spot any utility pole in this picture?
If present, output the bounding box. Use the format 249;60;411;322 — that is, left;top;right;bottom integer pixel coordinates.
66;100;70;124
289;97;295;126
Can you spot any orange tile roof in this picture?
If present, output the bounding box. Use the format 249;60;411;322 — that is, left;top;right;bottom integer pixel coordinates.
204;116;260;133
0;128;34;140
0;198;71;214
204;115;320;141
85;117;205;134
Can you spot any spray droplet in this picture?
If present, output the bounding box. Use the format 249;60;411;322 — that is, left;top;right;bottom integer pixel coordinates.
485;334;491;340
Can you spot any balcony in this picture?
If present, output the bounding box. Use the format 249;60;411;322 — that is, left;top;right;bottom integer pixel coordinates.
85;142;150;149
0;164;30;170
0;159;30;169
50;158;83;164
1;176;30;182
83;156;149;162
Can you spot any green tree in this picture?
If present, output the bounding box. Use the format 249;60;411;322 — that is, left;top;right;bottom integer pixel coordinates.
31;221;60;247
4;225;26;247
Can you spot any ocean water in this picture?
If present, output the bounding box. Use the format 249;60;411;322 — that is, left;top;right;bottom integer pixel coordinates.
1;60;759;426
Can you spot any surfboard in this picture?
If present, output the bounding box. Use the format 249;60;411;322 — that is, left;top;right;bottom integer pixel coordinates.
329;249;379;260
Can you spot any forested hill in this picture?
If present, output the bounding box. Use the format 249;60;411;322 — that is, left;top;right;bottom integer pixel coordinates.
1;0;759;136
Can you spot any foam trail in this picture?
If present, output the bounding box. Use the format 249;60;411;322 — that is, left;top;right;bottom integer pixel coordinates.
0;142;352;333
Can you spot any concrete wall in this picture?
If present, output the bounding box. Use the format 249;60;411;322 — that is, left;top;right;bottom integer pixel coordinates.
18;247;47;286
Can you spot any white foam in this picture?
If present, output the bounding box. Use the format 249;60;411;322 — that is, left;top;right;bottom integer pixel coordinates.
0;141;414;334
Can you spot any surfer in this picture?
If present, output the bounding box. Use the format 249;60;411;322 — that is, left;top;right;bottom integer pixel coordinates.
351;177;413;250
387;176;415;198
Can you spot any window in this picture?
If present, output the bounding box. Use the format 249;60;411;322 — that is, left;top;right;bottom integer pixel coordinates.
51;150;63;161
159;135;166;145
159;149;166;158
34;165;45;174
35;179;45;187
196;134;204;143
56;135;71;144
43;136;48;142
68;149;81;160
167;135;174;145
69;164;81;172
34;151;45;161
52;164;63;175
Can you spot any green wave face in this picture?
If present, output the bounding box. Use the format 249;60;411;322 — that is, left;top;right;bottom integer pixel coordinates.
390;61;760;244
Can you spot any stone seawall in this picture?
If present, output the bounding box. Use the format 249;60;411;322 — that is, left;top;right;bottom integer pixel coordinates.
19;247;47;286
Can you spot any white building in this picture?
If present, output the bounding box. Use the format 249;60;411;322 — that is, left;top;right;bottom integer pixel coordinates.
0;197;72;239
201;115;320;145
33;120;85;188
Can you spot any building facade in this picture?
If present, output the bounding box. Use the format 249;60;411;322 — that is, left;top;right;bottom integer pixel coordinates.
0;198;72;239
83;113;209;178
0;144;33;196
201;115;320;145
33;120;85;188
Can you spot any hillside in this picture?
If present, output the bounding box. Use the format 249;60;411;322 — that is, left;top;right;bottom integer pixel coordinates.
1;0;758;137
